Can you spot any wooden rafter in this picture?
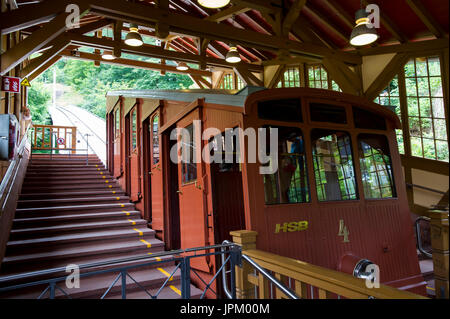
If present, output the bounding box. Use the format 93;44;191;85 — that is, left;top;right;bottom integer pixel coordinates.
20;35;70;78
281;0;307;37
364;53;411;100
68;33;263;72
406;0;446;38
322;59;362;95
233;66;263;86
59;49;212;77
87;0;360;64
1;5;89;75
205;4;249;22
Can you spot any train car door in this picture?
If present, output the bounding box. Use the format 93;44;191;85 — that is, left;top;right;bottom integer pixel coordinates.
175;110;209;271
142;116;152;221
124;111;131;195
144;112;164;233
128;104;140;202
210;130;246;243
162;125;181;250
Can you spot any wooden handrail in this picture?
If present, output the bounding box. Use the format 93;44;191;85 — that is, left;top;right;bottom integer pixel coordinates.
29;124;77;154
230;230;427;299
243;249;426;299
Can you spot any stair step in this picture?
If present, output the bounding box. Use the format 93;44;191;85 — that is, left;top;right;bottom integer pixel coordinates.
0;250;175;285
7;227;155;251
19;191;125;200
13;211;142;227
21;184;121;192
15;203;135;218
10;219;147;239
2;238;165;266
0;266;195;299
17;196;130;208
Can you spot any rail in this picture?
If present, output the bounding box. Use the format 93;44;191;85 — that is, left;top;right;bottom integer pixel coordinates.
229;231;427;299
0;243;240;299
415;216;432;258
0;123;31;265
406;182;447;196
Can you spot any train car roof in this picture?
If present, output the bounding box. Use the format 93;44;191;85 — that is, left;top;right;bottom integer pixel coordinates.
107;86;266;107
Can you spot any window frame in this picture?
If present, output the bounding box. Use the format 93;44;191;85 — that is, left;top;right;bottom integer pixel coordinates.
114;107;120;139
151;112;160;167
130;106;137;153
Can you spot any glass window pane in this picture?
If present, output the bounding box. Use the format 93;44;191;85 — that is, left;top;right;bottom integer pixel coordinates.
411;137;423;157
428;57;441;76
152;115;160;165
396;130;405;154
417;77;430;96
405;78;417;96
407;98;419;116
419;98;431;117
181;124;197;184
434;119;447;140
415;58;428;76
404;61;415;77
263;126;310;204
358;134;396;199
422;138;436;159
311;130;357;201
432;98;445;118
131;109;137;150
409;117;421;137
436;141;449;162
421;118;433;138
429;77;443;97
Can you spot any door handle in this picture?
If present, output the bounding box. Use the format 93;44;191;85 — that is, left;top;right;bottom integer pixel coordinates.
176;190;183;195
149;171;153;175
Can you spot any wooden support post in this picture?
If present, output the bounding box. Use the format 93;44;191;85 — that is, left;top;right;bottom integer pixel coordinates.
230;230;258;299
429;210;449;299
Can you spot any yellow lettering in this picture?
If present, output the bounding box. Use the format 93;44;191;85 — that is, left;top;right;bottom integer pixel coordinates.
298;221;308;231
275;222;288;233
288;222;298;232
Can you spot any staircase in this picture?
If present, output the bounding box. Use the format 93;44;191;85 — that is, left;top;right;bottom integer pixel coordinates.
0;154;201;299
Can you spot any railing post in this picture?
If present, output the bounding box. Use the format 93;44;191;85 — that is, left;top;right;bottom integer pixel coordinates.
72;127;77;154
429;210;449;299
180;257;191;299
230;230;258;299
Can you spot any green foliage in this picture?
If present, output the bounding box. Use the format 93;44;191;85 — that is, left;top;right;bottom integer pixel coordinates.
27;82;52;125
38;57;194;118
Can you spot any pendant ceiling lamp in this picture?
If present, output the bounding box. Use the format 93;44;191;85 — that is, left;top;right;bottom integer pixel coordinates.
349;8;379;46
101;50;116;60
198;0;230;9
225;45;241;63
176;62;189;71
125;23;144;47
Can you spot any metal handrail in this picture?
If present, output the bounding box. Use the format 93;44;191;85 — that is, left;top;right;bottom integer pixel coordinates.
0;242;236;285
406;183;447;196
415;216;432;258
221;240;299;299
0;242;239;300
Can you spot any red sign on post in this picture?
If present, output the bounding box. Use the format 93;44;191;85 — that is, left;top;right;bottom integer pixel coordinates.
1;76;21;93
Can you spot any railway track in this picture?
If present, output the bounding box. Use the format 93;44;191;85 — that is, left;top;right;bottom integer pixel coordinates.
52;105;106;162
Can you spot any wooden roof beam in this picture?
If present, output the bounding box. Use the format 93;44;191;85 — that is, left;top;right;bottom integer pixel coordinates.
68;33;264;72
406;0;446;38
303;4;348;44
1;5;89;75
205;4;249;22
0;0;69;34
60;49;212;77
87;0;361;64
20;35;70;78
281;0;307;37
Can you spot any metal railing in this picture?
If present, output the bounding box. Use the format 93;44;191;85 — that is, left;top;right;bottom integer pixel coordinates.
0;243;240;299
221;240;298;299
415;216;432;258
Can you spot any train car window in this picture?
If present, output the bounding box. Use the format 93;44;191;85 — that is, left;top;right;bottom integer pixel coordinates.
263;126;310;204
152;115;160;165
114;108;120;137
358;134;396;199
181;124;197;184
311;129;358;201
309;103;347;124
257;99;303;123
353;107;387;130
131;108;137;150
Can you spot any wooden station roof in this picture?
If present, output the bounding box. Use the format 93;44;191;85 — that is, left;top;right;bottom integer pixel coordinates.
1;0;449;85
